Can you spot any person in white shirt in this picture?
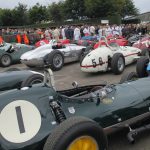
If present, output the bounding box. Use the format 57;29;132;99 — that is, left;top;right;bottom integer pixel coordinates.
119;26;123;36
112;25;120;36
44;28;51;40
90;26;95;36
98;26;103;40
83;26;90;36
74;26;81;41
61;27;66;39
105;25;112;36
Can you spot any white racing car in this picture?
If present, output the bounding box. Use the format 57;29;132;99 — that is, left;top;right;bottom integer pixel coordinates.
80;39;147;74
21;43;86;71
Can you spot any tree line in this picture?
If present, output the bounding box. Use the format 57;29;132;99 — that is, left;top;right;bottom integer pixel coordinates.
0;0;139;26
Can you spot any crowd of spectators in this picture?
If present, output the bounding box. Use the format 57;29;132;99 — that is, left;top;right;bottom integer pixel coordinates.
0;23;149;44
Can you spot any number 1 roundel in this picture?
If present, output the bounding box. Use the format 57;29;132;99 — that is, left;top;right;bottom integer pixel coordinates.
0;100;41;143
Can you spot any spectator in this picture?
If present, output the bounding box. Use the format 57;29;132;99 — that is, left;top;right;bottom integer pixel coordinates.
68;26;74;40
80;26;85;37
65;26;70;39
83;26;90;36
105;25;112;36
98;26;103;39
61;26;66;40
74;26;81;41
90;25;95;36
141;24;147;35
95;25;99;35
44;28;51;41
112;25;120;36
53;27;60;42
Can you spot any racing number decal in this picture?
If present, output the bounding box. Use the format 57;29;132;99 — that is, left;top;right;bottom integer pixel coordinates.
92;59;96;67
99;57;103;65
15;106;25;134
0;100;41;143
92;57;104;68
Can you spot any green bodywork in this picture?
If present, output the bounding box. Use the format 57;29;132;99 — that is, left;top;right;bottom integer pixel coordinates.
0;43;34;65
0;70;35;91
0;78;150;150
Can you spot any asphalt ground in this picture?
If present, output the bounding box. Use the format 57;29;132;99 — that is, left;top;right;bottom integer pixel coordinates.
1;62;150;150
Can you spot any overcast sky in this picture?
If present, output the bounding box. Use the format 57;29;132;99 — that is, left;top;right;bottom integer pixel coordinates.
0;0;149;13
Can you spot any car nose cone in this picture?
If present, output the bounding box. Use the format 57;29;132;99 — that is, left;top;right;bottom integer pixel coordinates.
81;54;100;72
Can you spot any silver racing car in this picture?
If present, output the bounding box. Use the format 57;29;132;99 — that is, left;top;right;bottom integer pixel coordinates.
21;43;86;71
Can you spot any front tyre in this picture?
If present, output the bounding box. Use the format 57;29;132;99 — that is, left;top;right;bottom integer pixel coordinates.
44;50;64;71
136;56;149;78
21;74;43;87
111;53;125;75
0;54;12;67
43;116;108;150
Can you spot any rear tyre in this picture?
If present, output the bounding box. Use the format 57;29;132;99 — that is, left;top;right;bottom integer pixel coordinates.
43;116;108;150
44;50;64;71
120;72;138;83
21;74;43;87
0;54;12;67
111;53;125;75
136;56;149;78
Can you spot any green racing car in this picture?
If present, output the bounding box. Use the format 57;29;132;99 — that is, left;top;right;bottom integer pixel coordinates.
0;64;150;150
0;42;34;67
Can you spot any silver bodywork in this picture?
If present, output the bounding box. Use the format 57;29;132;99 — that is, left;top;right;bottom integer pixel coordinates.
21;44;86;67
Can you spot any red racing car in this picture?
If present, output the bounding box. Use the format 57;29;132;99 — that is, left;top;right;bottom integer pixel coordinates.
94;35;128;49
132;36;150;51
35;39;70;47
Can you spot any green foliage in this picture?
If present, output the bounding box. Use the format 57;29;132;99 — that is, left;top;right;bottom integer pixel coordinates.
28;3;48;24
84;0;115;18
121;0;139;18
12;3;28;26
84;0;138;18
63;0;85;19
0;0;139;26
0;9;3;26
0;9;14;26
47;2;64;22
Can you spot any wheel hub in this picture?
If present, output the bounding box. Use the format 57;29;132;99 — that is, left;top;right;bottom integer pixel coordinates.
2;55;11;66
53;54;63;68
118;57;124;71
67;136;99;150
30;79;43;86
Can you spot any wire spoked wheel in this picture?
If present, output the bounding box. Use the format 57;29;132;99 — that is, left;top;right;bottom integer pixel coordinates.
52;53;63;69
